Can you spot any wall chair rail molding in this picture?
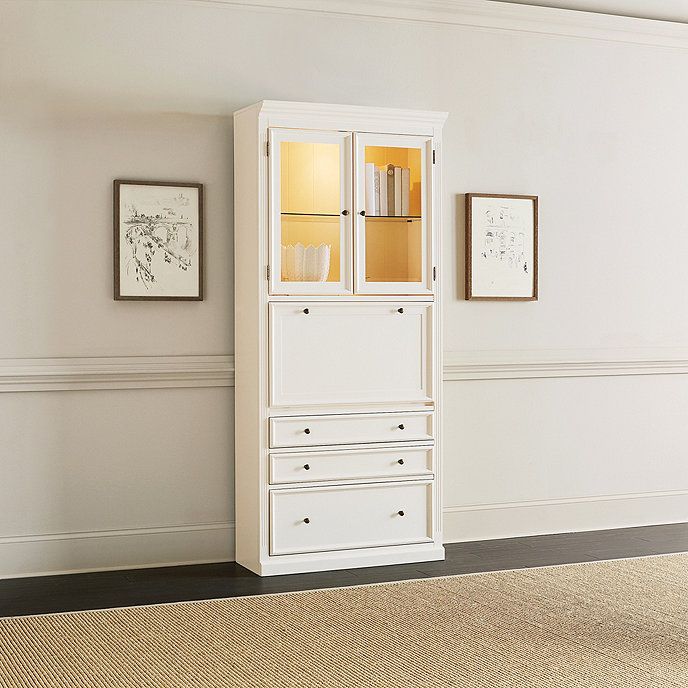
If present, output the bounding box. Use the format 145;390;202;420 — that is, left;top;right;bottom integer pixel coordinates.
193;0;688;50
3;349;688;392
443;348;688;381
0;355;233;393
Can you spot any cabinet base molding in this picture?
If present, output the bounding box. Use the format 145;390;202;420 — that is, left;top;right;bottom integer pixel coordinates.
246;543;445;577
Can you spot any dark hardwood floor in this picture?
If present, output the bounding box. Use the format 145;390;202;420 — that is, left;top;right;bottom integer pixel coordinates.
2;522;687;618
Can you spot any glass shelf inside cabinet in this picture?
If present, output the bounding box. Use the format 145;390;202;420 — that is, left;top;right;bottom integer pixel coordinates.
363;146;423;283
280;141;342;283
365;216;421;220
282;212;340;217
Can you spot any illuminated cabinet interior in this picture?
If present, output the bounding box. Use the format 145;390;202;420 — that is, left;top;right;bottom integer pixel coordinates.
234;101;447;576
280;141;342;283
363;145;422;284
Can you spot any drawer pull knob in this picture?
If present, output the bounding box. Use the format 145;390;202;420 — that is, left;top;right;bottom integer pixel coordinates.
341;209;349;216
304;517;310;524
303;308;310;314
398;424;405;430
304;428;311;434
397;458;405;465
398;510;405;517
397;307;404;314
359;210;366;216
303;464;310;470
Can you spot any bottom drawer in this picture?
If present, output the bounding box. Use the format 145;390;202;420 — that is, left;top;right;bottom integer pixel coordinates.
270;481;432;556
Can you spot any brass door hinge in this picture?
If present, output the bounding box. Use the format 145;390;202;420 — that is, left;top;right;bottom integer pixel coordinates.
266;140;270;156
266;265;271;280
432;149;436;164
433;266;437;281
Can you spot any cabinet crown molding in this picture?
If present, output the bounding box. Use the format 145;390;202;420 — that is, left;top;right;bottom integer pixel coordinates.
234;100;449;136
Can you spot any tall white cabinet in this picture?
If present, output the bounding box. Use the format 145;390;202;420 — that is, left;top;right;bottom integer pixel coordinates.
234;101;447;576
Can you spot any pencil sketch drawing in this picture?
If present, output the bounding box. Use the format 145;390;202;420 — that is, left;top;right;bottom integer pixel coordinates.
480;205;528;275
116;183;201;299
468;195;536;299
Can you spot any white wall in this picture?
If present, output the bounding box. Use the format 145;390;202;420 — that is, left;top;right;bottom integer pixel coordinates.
2;0;688;577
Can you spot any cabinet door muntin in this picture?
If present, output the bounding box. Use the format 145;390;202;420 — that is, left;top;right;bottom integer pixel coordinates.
353;133;433;295
269;128;353;295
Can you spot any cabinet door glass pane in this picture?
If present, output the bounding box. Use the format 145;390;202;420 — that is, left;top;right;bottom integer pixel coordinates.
280;140;341;283
363;145;422;283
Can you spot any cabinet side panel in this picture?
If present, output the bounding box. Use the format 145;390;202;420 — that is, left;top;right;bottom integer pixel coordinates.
233;107;263;572
432;128;444;548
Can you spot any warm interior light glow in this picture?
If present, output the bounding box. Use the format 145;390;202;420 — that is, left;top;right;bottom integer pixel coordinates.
280;141;341;282
364;146;422;283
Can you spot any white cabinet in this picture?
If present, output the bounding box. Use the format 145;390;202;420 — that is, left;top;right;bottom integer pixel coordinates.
234;101;446;576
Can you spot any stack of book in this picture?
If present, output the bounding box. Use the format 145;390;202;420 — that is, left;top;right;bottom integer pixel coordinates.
365;163;411;216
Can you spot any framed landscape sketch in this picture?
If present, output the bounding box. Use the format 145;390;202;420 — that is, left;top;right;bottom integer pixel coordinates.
465;193;538;301
114;180;203;300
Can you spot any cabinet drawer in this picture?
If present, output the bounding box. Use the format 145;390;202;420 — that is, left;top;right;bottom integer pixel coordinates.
270;446;433;484
269;412;432;448
270;481;433;555
269;302;432;408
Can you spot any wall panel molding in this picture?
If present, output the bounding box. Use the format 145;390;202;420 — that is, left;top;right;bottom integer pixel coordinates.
191;0;688;50
0;355;234;392
3;348;688;391
3;489;687;577
443;490;688;543
0;522;234;579
443;348;688;381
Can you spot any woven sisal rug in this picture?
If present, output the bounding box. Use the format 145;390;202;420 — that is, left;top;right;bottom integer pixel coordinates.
1;554;687;687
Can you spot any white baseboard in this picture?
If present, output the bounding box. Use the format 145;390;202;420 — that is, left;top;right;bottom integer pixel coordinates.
3;491;687;578
0;522;234;579
443;490;688;543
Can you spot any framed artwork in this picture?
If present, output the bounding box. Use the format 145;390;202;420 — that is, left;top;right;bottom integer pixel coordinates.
114;180;203;300
465;193;538;301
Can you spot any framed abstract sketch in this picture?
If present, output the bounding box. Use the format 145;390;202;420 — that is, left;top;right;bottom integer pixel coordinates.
114;180;203;300
465;193;538;301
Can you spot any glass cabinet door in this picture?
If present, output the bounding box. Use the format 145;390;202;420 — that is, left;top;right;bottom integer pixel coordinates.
269;129;352;294
353;133;433;295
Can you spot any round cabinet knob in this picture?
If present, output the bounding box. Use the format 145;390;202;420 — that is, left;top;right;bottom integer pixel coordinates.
398;424;405;430
303;308;309;314
397;307;404;314
304;428;311;434
398;510;405;517
359;210;366;216
397;458;405;465
304;517;310;524
303;464;310;470
341;209;349;216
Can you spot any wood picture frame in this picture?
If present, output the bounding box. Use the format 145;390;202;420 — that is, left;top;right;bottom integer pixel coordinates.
114;180;204;301
465;193;538;301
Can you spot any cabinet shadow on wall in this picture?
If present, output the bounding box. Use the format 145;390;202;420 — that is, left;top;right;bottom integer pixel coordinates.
455;193;466;300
